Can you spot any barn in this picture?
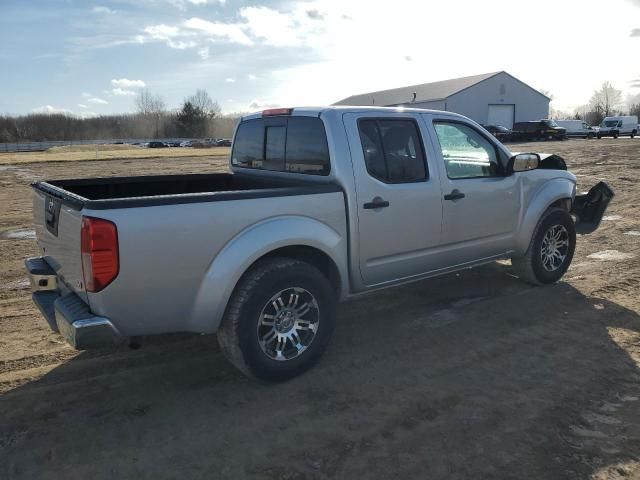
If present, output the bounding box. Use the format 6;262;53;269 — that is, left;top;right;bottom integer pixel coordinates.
333;71;550;129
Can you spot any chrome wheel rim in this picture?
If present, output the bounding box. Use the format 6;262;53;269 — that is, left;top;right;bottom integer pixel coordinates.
257;287;320;361
541;224;569;272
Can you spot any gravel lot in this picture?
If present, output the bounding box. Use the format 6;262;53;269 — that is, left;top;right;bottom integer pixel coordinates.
1;140;639;479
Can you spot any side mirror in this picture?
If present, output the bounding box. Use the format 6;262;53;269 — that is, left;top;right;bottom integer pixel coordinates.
507;153;540;174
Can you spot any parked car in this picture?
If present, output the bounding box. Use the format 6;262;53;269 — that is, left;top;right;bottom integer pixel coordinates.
216;138;232;147
483;125;512;142
26;106;613;380
179;140;194;147
511;120;567;141
166;140;182;147
147;141;168;148
555;120;597;139
597;116;638;139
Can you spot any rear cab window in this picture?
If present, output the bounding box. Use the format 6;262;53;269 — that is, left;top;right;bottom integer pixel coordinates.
357;118;427;183
232;116;330;175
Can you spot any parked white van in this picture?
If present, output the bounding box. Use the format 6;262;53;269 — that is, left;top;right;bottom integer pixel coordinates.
556;120;597;139
597;116;638;138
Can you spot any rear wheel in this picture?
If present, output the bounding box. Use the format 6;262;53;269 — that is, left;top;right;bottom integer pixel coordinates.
512;208;576;285
217;257;336;381
631;130;636;139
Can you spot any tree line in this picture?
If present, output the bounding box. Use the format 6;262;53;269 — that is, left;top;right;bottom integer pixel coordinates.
0;89;241;143
550;81;640;125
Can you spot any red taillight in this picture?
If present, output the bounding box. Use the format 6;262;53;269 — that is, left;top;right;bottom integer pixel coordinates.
81;216;119;292
262;108;293;116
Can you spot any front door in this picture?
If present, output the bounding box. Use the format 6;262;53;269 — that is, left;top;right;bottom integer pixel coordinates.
426;117;521;264
343;113;444;286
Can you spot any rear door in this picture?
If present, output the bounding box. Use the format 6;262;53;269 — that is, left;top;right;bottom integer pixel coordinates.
343;112;443;286
424;115;520;264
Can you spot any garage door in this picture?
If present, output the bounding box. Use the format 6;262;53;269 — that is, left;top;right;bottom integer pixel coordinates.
487;104;515;129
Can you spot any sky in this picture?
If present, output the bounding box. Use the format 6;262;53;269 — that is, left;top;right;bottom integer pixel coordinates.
1;0;639;117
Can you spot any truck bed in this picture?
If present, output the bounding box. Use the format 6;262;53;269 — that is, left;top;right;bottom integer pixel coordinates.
34;173;341;210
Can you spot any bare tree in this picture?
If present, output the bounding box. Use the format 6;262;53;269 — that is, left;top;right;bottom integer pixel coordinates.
134;89;167;137
134;89;166;115
589;81;622;118
187;89;221;119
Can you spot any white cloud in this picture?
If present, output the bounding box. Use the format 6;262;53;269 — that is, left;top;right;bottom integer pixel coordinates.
110;88;137;96
225;77;235;83
142;24;199;49
78;103;88;108
143;24;180;39
198;46;210;59
92;6;115;14
182;17;253;45
32;105;71;114
88;97;108;105
239;6;300;47
77;111;99;119
248;99;280;110
168;0;226;8
248;74;256;80
81;92;92;98
111;78;146;88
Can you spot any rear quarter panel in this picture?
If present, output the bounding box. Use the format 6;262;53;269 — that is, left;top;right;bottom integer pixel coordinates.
84;191;347;336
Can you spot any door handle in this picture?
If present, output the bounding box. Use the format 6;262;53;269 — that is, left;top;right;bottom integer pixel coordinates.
363;197;390;209
444;190;465;201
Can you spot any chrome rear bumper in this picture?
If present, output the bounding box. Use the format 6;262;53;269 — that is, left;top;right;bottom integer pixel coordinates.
26;257;123;349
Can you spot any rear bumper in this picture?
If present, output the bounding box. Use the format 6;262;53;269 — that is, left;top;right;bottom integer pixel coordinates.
26;257;123;349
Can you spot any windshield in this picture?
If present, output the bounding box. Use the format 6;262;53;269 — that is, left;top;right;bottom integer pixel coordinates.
602;120;621;127
544;120;559;127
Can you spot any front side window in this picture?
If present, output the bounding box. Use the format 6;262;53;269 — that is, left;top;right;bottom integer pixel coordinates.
357;119;427;183
231;117;330;175
433;122;501;179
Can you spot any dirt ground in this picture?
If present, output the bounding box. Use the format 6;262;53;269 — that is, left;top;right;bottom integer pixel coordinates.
1;140;639;479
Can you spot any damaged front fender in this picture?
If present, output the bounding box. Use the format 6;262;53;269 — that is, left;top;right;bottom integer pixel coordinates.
571;181;615;234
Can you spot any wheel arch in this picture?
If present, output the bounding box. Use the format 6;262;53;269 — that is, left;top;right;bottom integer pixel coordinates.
189;216;348;334
514;179;575;255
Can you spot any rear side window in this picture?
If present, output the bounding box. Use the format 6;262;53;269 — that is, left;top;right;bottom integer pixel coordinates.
357;119;427;183
232;117;330;175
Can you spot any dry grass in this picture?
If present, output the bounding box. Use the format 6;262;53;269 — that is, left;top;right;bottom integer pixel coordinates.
47;144;142;153
0;146;230;165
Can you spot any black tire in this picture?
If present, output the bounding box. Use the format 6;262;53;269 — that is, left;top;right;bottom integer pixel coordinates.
511;208;576;286
217;257;337;381
597;134;602;139
631;130;636;139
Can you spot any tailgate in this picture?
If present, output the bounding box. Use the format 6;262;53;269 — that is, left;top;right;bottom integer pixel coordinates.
33;188;88;302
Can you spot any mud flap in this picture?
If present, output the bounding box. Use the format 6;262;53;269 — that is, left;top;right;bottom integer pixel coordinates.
571;181;614;234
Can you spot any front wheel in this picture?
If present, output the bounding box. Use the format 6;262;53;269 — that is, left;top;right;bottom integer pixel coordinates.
217;257;336;381
511;208;576;285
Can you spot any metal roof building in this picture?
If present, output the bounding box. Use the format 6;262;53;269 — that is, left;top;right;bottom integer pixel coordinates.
333;71;550;129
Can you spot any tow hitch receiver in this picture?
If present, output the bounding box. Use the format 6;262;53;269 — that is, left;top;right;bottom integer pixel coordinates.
571;181;614;234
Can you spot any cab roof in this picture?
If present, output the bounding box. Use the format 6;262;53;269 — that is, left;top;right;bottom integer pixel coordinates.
240;105;468;122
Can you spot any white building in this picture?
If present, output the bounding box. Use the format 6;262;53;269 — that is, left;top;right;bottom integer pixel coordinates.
333;71;550;129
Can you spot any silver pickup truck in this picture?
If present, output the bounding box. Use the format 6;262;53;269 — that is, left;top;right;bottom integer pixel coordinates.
26;106;613;380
